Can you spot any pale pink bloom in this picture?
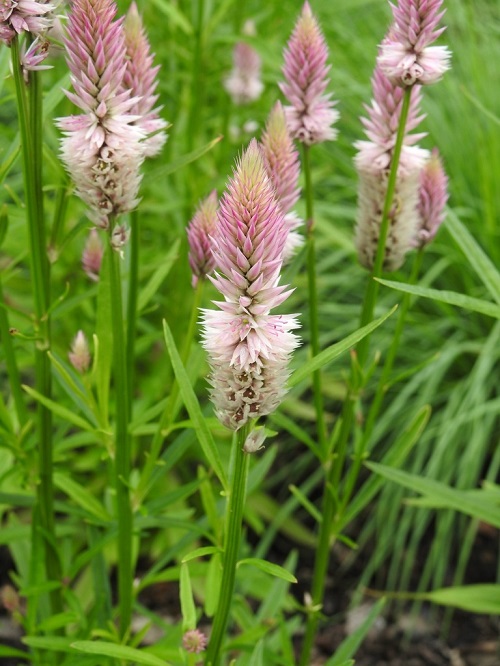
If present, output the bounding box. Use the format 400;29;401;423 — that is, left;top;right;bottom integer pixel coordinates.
0;0;55;45
19;36;51;80
224;41;264;105
415;148;448;247
201;140;300;430
57;0;146;229
182;629;207;654
280;1;339;145
82;228;103;280
354;64;430;271
187;190;218;287
69;330;91;373
378;0;451;86
260;101;303;261
123;2;167;158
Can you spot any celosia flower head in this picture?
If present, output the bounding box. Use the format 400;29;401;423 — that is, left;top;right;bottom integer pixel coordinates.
201;140;300;430
182;629;207;654
187;190;218;287
82;228;104;280
224;41;264;105
0;0;55;45
378;0;451;86
57;0;146;228
354;63;430;271
260;101;303;261
416;148;448;247
123;2;168;157
69;330;91;373
280;1;339;145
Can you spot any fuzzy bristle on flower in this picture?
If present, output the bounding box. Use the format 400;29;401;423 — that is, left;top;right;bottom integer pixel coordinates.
260;101;303;261
378;0;451;86
354;64;430;271
224;41;264;105
415;148;448;247
187;190;218;287
280;1;339;145
201;140;300;431
57;0;146;229
0;0;55;45
123;2;168;157
182;629;207;654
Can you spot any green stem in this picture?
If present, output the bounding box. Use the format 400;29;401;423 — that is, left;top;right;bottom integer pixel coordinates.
205;424;250;666
186;0;204;153
299;88;414;666
0;275;29;427
136;280;204;504
302;145;328;456
108;238;133;638
126;209;140;420
11;40;62;620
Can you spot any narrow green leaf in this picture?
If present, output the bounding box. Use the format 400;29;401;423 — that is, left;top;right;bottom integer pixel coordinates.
289;485;322;524
0;645;29;659
182;546;221;563
22;385;94;432
22;637;74;654
71;640;169;665
237;558;297;583
376;278;500;319
422;584;500;614
95;248;112;426
248;639;265;666
148;0;192;33
54;473;111;522
365;462;500;528
0;492;34;507
205;552;222;618
138;239;180;313
150;135;222;179
446;209;500;305
289;306;396;387
326;599;385;666
180;563;197;632
163;320;228;490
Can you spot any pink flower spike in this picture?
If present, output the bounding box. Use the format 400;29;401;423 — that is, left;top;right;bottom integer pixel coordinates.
280;1;339;145
123;2;168;158
378;0;451;86
224;41;264;105
354;63;430;271
416;148;448;247
0;0;55;45
260;101;303;261
69;330;91;373
201;140;300;431
187;190;218;287
20;37;51;80
57;0;146;230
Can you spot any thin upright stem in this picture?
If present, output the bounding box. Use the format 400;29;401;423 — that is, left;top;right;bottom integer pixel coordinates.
126;209;140;420
11;40;62;619
205;424;250;666
302;144;328;456
108;238;133;638
299;87;414;666
187;0;204;153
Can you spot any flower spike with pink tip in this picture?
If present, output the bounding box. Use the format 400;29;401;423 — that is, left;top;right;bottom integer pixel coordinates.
187;190;218;287
280;1;339;145
260;101;303;261
415;148;448;247
201;140;300;430
123;2;168;157
224;41;264;105
57;0;146;229
378;0;451;86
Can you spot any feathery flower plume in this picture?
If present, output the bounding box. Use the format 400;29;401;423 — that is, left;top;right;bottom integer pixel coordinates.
280;1;339;145
224;41;264;105
69;330;91;373
415;148;448;247
378;0;451;86
201;140;300;430
57;0;146;229
0;0;55;45
123;2;167;158
187;190;218;287
82;228;104;280
354;64;430;270
260;101;303;261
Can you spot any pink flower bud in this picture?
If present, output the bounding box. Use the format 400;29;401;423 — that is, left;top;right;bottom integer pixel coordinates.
82;229;103;280
187;190;218;287
182;628;207;654
416;148;448;247
68;330;91;373
224;41;264;105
